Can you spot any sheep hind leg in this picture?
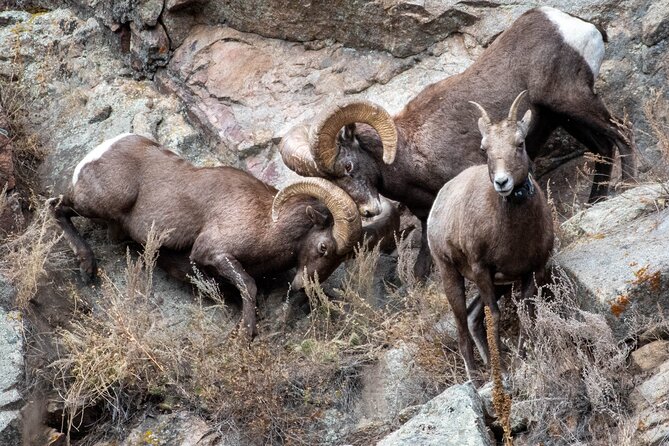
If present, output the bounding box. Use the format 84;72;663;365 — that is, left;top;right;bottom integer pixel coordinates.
557;94;635;203
413;220;433;280
517;269;547;358
192;250;258;339
47;196;97;283
467;296;487;364
561;120;615;203
467;284;512;367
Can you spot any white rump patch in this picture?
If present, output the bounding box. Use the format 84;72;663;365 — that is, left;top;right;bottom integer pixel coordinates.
540;7;605;78
72;133;135;186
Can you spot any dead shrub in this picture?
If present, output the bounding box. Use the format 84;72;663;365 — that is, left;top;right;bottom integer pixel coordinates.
510;267;635;445
486;306;513;446
47;227;469;445
0;203;67;309
50;227;177;439
50;233;380;444
393;230;417;288
644;89;669;162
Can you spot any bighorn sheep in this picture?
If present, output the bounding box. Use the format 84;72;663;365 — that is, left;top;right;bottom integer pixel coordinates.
50;133;362;337
427;92;554;381
360;196;401;253
280;6;633;277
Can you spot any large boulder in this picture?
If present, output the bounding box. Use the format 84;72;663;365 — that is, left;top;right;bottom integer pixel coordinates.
174;0;479;58
377;383;494;446
156;24;480;186
92;411;235;446
556;183;669;333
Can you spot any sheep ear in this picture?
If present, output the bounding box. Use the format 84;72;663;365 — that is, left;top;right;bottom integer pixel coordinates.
341;124;356;142
518;109;532;138
306;206;328;227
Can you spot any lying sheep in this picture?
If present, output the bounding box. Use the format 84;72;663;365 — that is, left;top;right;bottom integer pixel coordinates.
427;91;554;381
50;133;363;337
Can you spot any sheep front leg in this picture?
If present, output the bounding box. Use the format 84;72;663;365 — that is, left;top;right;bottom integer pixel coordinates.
48;197;97;283
190;248;258;338
435;257;477;381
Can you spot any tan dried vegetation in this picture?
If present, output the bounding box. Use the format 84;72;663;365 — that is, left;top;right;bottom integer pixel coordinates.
43;228;464;445
508;268;652;445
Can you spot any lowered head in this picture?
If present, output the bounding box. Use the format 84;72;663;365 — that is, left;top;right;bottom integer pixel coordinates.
278;100;398;218
271;177;362;291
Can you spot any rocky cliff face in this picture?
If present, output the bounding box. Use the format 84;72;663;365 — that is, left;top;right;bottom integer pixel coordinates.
8;0;669;191
0;0;668;445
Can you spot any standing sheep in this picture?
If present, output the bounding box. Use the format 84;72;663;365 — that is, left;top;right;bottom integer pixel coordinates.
280;6;633;278
427;91;554;381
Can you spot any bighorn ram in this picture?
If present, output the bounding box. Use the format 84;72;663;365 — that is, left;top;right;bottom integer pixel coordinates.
50;133;362;337
280;6;633;277
360;196;401;253
427;92;554;381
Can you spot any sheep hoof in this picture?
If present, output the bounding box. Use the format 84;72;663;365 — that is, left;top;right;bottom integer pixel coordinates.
79;258;98;285
237;319;258;342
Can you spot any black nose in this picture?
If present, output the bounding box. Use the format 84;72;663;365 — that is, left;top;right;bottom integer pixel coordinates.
362;209;373;218
495;177;509;188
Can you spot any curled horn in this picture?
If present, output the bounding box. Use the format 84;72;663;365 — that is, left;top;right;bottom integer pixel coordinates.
278;125;323;177
311;100;398;172
272;177;362;255
507;90;528;122
468;100;491;126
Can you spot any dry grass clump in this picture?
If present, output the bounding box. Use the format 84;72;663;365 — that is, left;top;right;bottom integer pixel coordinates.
644;89;669;161
49;229;466;444
50;228;179;436
386;232;465;388
510;267;635;445
46;234;353;443
303;239;389;352
0;202;69;309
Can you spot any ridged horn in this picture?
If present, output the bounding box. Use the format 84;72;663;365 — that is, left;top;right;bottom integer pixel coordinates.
468;101;491;125
272;177;362;255
507;90;528;122
311;100;398;172
278;125;323;176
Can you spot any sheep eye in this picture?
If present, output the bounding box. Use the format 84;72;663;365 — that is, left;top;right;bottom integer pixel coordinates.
318;242;328;256
344;161;354;174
